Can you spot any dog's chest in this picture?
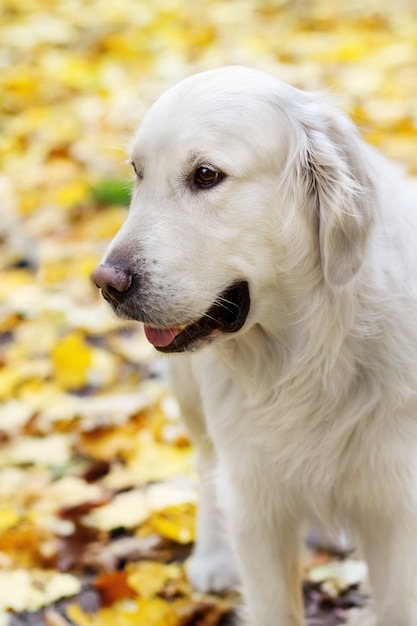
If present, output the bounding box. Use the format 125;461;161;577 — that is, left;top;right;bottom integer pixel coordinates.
198;353;397;497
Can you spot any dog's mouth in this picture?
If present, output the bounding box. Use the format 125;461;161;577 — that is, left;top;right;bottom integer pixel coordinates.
143;281;250;353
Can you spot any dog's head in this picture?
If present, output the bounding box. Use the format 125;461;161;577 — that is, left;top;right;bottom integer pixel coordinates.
93;66;376;353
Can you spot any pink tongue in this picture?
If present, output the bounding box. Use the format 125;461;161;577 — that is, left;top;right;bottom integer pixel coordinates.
143;325;181;347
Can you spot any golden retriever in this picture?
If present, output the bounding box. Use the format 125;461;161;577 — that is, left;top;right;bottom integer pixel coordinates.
94;66;417;626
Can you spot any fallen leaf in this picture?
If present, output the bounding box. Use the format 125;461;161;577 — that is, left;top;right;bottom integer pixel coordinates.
67;597;179;626
103;439;193;490
0;433;71;467
0;507;20;532
1;3;417;626
81;489;150;531
0;569;81;612
94;570;136;605
81;534;167;571
148;503;196;545
51;331;93;390
307;559;368;596
126;561;184;598
0;523;57;568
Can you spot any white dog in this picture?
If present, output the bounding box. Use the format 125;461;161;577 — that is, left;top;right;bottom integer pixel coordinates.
93;66;417;626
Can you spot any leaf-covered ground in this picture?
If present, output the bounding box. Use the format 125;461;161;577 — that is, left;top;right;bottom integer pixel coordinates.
1;1;417;624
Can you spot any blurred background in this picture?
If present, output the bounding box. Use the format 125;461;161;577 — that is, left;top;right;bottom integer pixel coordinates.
0;0;417;624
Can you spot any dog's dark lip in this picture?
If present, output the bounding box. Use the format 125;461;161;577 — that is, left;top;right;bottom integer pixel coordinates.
153;280;250;354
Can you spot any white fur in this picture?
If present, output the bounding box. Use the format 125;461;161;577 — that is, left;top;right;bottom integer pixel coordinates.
102;66;417;625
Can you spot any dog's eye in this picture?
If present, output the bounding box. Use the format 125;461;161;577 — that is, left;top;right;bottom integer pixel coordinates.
194;166;223;189
130;161;143;180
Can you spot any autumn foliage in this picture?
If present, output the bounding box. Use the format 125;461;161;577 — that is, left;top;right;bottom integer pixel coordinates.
1;0;417;624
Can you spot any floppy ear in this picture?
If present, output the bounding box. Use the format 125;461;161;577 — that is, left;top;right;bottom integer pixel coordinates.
300;105;376;288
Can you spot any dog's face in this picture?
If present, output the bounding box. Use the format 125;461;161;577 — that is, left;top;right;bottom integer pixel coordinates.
94;67;375;352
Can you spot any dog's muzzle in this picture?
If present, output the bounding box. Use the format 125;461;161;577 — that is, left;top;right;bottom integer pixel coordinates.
93;263;250;353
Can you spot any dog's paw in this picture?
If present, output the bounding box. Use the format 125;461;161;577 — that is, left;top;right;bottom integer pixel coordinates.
186;549;239;593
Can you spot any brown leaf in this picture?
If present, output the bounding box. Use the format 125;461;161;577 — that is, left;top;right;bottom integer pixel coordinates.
94;570;136;605
57;523;104;572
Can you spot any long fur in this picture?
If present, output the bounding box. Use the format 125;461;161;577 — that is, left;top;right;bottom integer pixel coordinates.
99;66;417;626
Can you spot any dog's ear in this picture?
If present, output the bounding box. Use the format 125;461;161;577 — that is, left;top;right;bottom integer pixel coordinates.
299;105;376;288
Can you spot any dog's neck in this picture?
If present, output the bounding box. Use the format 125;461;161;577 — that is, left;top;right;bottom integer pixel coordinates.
213;283;359;398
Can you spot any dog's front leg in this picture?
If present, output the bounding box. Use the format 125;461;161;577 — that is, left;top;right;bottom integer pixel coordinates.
220;470;304;626
356;505;417;626
170;358;239;593
187;441;240;593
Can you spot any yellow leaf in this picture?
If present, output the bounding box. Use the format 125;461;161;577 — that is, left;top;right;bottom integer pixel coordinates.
126;440;193;484
51;331;93;390
19;190;44;215
0;367;21;401
78;424;137;462
40;261;72;285
0;313;21;334
65;604;92;626
128;598;179;626
0;270;34;301
126;561;182;598
148;503;196;545
52;180;89;209
80;206;128;240
126;598;178;626
334;37;369;62
67;598;178;626
102;438;193;491
0;507;20;532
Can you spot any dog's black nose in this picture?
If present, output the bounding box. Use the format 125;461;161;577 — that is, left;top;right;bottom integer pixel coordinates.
93;263;133;301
